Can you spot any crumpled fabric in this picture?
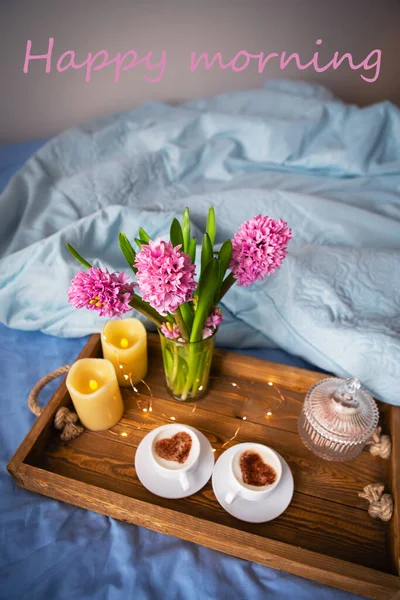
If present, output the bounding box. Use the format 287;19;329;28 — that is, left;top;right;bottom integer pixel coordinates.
0;79;399;404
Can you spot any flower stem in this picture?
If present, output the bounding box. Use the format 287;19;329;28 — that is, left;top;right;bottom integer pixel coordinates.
179;302;194;334
180;345;198;400
174;307;189;341
129;294;163;328
218;272;236;302
171;345;179;385
191;352;206;396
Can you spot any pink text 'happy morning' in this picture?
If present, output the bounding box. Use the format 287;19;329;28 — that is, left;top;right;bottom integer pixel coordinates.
23;38;382;84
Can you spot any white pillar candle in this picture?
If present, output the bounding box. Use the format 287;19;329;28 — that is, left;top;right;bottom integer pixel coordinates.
101;318;148;387
66;358;124;431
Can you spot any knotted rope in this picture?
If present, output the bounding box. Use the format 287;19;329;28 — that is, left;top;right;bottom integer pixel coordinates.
28;366;84;441
358;483;393;522
366;426;391;459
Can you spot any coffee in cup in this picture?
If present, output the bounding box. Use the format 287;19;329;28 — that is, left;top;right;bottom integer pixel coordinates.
233;447;277;490
150;424;201;491
224;442;282;504
154;430;193;467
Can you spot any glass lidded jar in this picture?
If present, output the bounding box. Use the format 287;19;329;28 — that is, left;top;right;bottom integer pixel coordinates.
298;377;379;462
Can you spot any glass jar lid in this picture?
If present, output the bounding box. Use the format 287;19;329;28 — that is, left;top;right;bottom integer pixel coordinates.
303;377;379;445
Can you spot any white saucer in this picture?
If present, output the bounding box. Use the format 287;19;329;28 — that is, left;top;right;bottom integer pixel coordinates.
212;446;294;523
135;425;215;499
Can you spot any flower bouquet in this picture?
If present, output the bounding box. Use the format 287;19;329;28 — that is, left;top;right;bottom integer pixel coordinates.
67;207;292;401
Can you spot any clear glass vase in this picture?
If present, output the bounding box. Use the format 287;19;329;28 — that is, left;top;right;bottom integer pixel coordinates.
158;330;215;401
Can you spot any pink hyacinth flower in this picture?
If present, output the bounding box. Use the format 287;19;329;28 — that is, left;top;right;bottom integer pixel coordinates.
205;307;223;329
68;267;135;317
160;322;181;340
135;239;196;316
230;215;292;286
202;327;214;340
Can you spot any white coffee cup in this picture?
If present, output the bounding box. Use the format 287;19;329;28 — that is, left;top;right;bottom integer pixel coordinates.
224;442;282;504
150;424;201;492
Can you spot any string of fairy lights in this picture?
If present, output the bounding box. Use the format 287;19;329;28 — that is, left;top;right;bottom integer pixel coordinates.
102;333;287;452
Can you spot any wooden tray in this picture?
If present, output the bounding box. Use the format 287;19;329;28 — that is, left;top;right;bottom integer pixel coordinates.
7;334;400;599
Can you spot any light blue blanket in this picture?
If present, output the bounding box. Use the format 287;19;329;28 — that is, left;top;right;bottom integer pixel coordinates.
0;80;399;404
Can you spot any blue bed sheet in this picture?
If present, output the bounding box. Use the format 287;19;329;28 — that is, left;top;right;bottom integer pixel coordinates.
0;121;366;599
0;81;399;406
0;323;361;600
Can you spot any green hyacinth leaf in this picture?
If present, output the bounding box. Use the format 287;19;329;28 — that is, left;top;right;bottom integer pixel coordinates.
135;238;143;249
182;207;191;254
201;233;213;275
170;218;184;248
66;242;92;270
206;206;216;246
215;239;232;301
179;301;194;333
118;233;137;273
129;294;163;327
190;257;219;342
138;227;150;243
189;237;196;264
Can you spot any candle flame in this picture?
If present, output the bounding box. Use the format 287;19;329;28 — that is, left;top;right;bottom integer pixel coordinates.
89;379;98;391
120;337;129;349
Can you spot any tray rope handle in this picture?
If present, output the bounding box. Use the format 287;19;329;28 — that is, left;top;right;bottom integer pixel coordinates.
358;483;394;522
366;426;391;459
359;427;393;522
28;366;84;442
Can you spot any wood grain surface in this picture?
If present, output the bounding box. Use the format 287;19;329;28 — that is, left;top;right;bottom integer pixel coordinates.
7;333;400;599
